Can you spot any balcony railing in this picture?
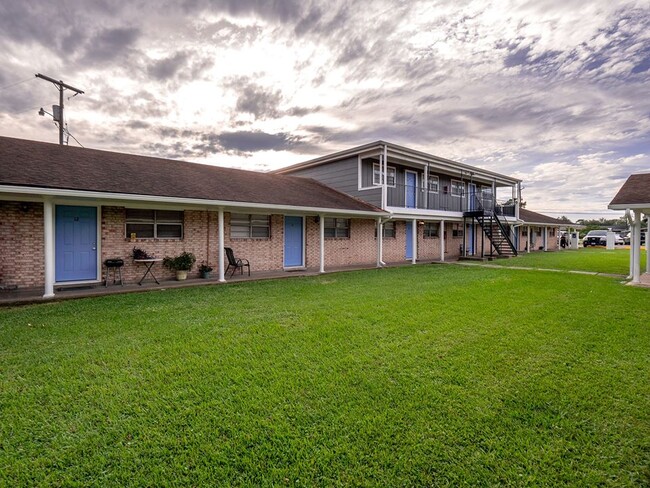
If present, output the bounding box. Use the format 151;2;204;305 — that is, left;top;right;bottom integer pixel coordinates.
386;184;464;211
495;203;516;217
468;194;516;217
386;184;501;213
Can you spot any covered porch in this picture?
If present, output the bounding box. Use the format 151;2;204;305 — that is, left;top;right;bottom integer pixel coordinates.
608;173;650;285
0;259;445;307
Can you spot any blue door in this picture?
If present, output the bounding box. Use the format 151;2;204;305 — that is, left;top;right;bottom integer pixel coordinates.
55;205;97;282
405;171;417;208
405;221;413;259
284;216;303;267
468;183;477;211
468;223;474;255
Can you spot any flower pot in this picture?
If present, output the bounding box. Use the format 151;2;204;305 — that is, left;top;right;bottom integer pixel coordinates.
200;271;212;279
176;270;188;281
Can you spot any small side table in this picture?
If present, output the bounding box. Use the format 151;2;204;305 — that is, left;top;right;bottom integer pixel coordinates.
133;258;162;285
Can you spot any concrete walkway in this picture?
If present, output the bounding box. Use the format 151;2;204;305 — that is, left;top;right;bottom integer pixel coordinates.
0;260;443;307
3;258;646;308
452;260;634;281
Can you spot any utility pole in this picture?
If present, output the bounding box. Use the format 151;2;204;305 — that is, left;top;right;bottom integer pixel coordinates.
35;73;84;145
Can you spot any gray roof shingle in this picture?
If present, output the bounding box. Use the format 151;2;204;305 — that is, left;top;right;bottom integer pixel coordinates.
519;208;567;225
0;136;382;214
609;173;650;206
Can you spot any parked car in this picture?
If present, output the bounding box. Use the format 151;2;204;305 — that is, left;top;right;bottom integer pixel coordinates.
583;230;625;246
620;230;631;245
620;230;647;245
583;230;607;247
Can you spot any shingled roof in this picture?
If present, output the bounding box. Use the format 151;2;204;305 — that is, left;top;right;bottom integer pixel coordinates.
519;208;567;225
609;173;650;207
0;136;383;214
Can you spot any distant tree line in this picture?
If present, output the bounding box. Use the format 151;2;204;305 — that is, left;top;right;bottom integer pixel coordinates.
563;216;647;237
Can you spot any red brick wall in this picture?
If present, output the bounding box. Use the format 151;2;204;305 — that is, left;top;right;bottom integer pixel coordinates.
101;206;213;282
547;227;559;250
375;221;460;263
323;218;377;267
2;204;477;290
0;201;44;288
224;213;284;272
519;226;558;252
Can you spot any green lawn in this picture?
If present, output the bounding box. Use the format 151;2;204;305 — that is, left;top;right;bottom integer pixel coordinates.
494;247;647;275
1;266;649;486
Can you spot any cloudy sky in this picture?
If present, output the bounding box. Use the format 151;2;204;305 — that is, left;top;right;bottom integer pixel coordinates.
1;0;648;220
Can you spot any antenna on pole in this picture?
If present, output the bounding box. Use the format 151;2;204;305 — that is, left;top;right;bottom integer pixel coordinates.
35;73;84;145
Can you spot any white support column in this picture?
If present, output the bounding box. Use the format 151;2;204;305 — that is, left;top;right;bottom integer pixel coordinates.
440;220;445;262
319;214;325;273
43;198;55;298
376;218;383;268
515;183;521;220
527;225;531;253
411;218;417;265
631;210;641;283
645;214;650;274
381;145;388;209
627;221;634;280
424;164;429;209
646;216;649;274
543;227;548;251
218;209;226;282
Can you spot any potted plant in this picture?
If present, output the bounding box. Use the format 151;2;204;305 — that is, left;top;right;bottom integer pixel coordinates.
198;263;213;279
132;247;153;259
162;251;196;281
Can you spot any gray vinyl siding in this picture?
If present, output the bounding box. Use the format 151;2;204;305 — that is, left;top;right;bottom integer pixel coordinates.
360;158;376;188
287;156;382;207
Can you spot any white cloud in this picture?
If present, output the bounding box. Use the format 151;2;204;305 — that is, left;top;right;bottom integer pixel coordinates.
0;0;648;218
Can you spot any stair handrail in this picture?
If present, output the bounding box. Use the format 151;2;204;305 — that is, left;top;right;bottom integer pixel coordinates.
492;211;518;256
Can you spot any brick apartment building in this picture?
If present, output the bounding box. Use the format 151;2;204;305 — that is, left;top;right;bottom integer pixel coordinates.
1;137;544;298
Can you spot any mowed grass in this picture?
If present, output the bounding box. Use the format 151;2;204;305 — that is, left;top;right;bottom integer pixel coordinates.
1;265;649;486
494;247;647;275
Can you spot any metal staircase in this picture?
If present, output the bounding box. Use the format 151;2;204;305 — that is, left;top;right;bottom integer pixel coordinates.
464;197;517;258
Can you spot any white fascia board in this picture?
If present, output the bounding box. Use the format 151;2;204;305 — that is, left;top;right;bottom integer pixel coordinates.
609;203;650;212
386;206;463;221
385;146;521;186
0;185;388;219
274;142;385;173
520;221;560;227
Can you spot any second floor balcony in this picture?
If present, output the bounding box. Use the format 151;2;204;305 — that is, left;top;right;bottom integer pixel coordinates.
386;183;516;216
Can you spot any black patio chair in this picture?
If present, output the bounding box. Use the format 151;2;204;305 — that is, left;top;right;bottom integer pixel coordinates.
225;247;250;277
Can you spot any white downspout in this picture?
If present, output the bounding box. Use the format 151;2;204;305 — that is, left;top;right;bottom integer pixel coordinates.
320;214;325;273
527;225;531;253
376;217;383;268
544;227;548;252
218;209;226;282
43;198;55;298
411;218;417;265
440;219;445;262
